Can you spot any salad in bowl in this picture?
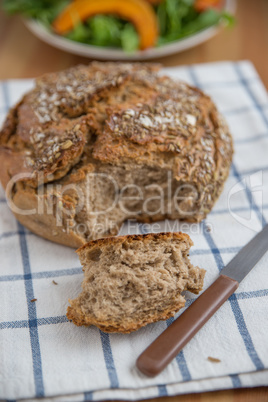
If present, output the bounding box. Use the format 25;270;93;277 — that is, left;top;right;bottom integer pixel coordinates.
3;0;234;58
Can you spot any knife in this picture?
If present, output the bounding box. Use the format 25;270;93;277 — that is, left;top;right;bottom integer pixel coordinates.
136;224;268;377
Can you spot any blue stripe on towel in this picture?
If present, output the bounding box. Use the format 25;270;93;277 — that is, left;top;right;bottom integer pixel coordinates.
99;331;119;388
234;63;268;129
17;222;45;397
229;295;264;370
230;374;242;388
84;391;94;400
0;289;266;331
158;384;168;396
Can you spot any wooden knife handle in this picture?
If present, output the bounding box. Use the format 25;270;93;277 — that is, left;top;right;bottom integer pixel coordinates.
136;274;239;377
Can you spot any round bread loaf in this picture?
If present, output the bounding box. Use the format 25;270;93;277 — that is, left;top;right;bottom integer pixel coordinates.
0;62;233;247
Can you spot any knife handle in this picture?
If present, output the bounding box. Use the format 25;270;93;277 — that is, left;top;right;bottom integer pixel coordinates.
136;274;239;377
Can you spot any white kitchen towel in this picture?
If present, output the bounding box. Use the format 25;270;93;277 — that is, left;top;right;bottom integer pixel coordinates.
0;61;268;402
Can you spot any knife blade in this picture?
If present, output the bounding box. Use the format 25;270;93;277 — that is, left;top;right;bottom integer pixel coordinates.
221;224;268;282
136;224;268;377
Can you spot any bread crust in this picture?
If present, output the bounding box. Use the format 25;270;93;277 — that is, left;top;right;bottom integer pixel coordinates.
66;303;185;333
67;232;205;333
76;231;192;252
0;62;233;247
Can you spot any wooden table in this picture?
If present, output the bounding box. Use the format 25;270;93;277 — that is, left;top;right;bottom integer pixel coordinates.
0;0;267;401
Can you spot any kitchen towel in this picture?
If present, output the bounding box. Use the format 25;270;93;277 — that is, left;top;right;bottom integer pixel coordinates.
0;61;268;401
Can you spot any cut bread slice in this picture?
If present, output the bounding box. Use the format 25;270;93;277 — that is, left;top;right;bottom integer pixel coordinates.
67;232;205;333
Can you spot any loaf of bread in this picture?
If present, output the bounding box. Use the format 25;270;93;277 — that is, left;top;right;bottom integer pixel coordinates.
67;232;205;333
0;62;233;247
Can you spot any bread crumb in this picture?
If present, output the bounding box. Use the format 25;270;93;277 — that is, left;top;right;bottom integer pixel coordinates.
31;298;37;302
206;224;212;232
52;280;58;285
207;356;221;363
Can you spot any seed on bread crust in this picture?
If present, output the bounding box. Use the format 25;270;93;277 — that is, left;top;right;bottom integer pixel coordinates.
61;140;73;150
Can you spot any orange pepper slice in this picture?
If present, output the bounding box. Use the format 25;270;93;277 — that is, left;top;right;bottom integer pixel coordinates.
53;0;158;50
194;0;223;12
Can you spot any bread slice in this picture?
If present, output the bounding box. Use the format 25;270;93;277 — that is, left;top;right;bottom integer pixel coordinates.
67;232;205;333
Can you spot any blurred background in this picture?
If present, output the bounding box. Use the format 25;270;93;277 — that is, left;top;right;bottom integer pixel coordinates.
0;0;267;87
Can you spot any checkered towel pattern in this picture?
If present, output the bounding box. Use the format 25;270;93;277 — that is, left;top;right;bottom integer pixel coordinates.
0;61;268;402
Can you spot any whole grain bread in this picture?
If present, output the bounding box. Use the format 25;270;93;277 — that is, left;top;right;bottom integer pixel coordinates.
67;232;205;333
0;62;233;247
